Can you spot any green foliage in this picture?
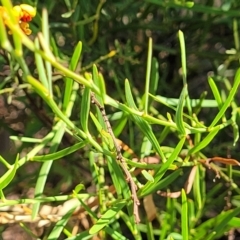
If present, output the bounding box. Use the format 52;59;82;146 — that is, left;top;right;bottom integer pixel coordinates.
1;0;240;239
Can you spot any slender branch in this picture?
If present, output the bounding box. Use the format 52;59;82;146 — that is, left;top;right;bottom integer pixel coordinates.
90;92;140;223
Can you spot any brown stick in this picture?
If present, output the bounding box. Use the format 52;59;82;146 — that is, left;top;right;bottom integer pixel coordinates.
90;93;140;223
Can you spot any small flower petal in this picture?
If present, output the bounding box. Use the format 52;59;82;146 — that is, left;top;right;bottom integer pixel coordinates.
19;21;32;35
20;4;36;19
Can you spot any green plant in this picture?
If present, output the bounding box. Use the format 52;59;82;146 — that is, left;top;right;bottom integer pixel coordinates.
1;0;240;239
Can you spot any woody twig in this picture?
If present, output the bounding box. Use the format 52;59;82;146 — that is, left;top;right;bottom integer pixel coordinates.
90;92;140;223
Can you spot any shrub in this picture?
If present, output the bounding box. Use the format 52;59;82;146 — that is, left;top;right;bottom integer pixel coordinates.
1;0;240;239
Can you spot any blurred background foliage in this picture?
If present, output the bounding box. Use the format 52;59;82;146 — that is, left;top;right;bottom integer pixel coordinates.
1;0;240;239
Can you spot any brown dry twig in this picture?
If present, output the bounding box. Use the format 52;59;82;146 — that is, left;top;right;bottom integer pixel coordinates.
90;92;140;223
206;157;240;166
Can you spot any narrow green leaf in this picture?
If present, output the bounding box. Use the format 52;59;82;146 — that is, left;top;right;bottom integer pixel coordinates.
140;136;152;159
0;154;18;190
181;189;188;240
143;37;152;114
210;68;240;127
150;94;218;108
233;18;240;51
90;112;114;149
138;137;185;197
89;151;100;187
178;30;187;85
146;220;155;240
188;126;220;155
139;169;182;197
65;231;93;240
175;85;187;135
92;65;104;104
149;57;159;96
32;121;66;219
73;184;85;194
197;208;240;240
31;140;88;162
10;136;43;143
35;38;49;90
80;87;91;132
170;232;185;240
89;200;126;234
208;77;223;108
188;199;196;229
42;8;52;95
125;79;166;162
161;198;176;239
98;73;106;103
193;166;202;210
227;217;240;228
185;2;194;7
124;79;138;110
92;65;99;84
125;157;173;170
211;207;240;239
104;226;128;240
63;41;82;111
48;201;80;240
106;155;130;198
90;112;103;133
112;115;128;137
141;170;154;182
61;10;74;18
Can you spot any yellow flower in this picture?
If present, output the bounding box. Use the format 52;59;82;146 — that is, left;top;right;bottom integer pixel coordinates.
1;4;36;35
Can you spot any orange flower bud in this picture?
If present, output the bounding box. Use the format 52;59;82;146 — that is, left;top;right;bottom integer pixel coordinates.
19;4;36;22
12;5;24;20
